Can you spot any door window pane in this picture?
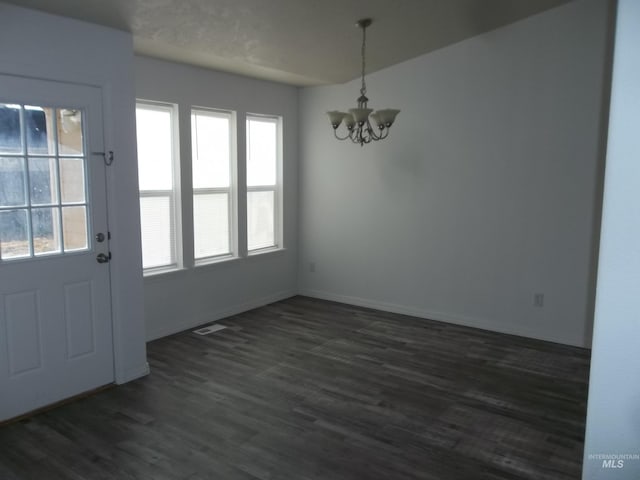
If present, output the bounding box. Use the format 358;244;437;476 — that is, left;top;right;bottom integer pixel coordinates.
26;106;53;155
62;206;88;251
32;207;61;255
0;157;26;206
247;118;276;187
194;193;229;258
139;196;173;269
57;109;83;155
0;104;23;154
29;157;58;205
0;209;29;259
247;191;274;250
60;157;86;203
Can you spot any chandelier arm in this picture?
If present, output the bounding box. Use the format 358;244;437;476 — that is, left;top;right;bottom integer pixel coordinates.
333;129;352;141
366;122;382;141
373;126;389;141
352;127;366;146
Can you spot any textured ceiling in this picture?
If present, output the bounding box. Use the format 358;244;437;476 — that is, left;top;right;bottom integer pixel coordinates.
3;0;572;85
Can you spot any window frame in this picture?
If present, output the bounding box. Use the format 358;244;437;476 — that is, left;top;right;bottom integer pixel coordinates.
135;100;182;275
246;113;283;254
190;107;237;265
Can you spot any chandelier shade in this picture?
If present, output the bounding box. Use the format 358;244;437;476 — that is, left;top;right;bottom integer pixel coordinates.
327;18;400;146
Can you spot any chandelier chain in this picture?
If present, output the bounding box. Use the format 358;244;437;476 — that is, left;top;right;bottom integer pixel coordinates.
360;22;367;97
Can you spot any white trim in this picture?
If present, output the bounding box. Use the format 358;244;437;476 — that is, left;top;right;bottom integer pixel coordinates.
299;288;589;348
145;289;296;341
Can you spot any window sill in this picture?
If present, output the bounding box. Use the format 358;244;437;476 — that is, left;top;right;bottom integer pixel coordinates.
245;247;288;263
142;265;188;282
248;245;284;257
195;254;238;268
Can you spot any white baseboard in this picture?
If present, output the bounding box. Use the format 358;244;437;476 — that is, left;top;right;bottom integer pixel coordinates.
146;290;296;341
299;288;588;348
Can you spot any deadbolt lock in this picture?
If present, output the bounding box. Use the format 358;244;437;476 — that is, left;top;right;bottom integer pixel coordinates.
96;253;110;264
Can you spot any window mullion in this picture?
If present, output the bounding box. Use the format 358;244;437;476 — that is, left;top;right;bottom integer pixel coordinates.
247;185;275;193
139;189;173;197
51;112;65;253
19;106;34;257
193;187;230;195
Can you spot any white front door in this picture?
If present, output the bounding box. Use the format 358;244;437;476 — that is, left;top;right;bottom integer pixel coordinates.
0;75;114;421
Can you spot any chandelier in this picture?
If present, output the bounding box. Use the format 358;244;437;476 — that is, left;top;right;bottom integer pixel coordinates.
327;18;400;146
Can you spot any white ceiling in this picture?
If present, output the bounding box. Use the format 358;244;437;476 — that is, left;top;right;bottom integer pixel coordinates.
3;0;572;86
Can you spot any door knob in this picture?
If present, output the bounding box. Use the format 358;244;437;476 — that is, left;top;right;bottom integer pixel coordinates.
96;253;110;264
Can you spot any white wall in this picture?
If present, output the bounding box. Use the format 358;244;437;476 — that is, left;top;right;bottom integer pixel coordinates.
583;0;640;477
0;3;148;382
135;57;298;340
298;0;610;347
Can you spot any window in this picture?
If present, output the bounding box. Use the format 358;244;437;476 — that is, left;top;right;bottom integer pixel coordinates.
191;109;235;262
0;103;89;260
135;102;179;272
134;101;283;274
246;115;281;251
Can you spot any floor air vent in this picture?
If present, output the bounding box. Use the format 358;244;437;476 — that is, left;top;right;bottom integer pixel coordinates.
193;324;227;335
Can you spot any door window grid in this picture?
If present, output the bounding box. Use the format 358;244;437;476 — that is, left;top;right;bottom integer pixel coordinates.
0;104;89;261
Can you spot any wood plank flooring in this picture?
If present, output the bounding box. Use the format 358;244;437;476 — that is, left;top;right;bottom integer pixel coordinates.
0;296;591;480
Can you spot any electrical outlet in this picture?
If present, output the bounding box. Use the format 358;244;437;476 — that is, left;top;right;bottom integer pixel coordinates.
534;293;544;307
309;261;316;273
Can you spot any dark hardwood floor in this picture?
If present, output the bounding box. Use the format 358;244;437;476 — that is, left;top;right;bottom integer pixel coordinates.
0;296;590;480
